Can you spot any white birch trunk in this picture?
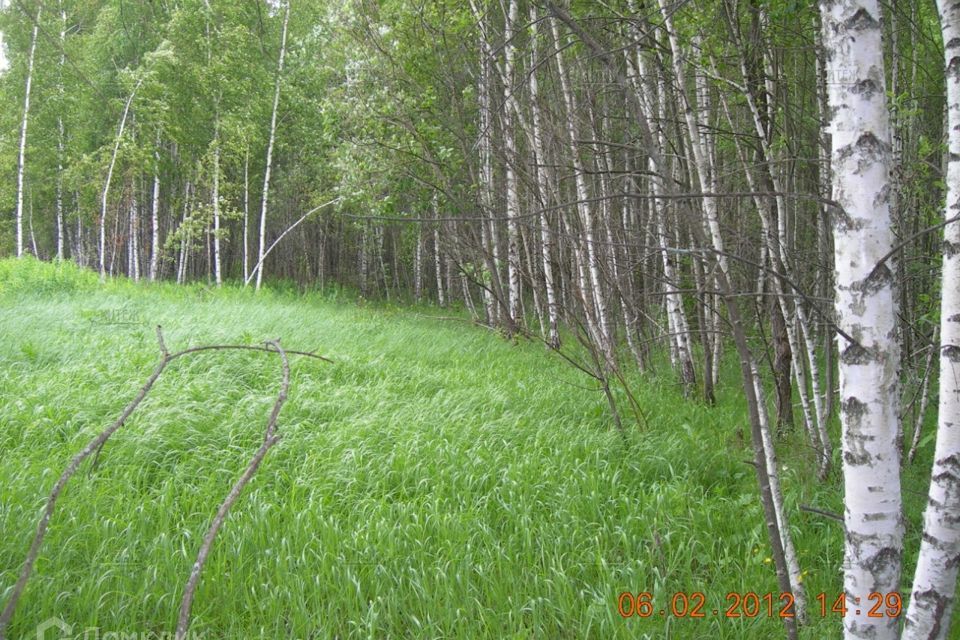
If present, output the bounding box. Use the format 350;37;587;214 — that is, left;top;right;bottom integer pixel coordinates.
130;187;140;281
243;149;250;282
469;0;501;325
414;226;423;302
16;5;41;257
211;113;222;287
56;114;65;260
550;15;613;363
55;3;65;260
499;0;522;327
907;326;938;464
433;203;445;307
656;0;729;279
528;5;560;347
752;363;808;622
636;49;697;391
99;79;142;279
177;179;192;285
730;37;833;475
821;2;903;638
254;0;290;290
902;2;960;636
150;140;161;281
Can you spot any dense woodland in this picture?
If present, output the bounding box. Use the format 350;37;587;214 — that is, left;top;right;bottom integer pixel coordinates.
2;0;960;638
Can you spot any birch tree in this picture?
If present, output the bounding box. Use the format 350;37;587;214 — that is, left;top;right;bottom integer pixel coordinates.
15;3;41;258
254;0;290;291
902;1;960;636
99;79;142;279
821;2;903;638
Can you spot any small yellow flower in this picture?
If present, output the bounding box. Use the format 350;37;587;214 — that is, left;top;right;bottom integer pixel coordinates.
764;557;772;564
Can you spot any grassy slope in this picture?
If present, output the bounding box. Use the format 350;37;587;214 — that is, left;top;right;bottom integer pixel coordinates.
0;258;937;639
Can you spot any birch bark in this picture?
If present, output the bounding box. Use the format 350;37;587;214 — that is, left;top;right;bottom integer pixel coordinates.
527;5;559;347
99;79;142;279
150;139;161;281
254;0;290;290
16;5;41;257
902;2;960;636
820;2;903;638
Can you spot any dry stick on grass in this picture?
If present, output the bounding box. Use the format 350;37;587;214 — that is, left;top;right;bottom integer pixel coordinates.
176;339;289;640
0;328;330;640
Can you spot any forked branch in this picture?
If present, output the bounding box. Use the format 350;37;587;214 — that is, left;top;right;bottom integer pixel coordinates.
0;328;329;639
176;339;290;639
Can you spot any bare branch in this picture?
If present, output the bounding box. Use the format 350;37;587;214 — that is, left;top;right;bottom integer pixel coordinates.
176;340;290;639
0;334;327;639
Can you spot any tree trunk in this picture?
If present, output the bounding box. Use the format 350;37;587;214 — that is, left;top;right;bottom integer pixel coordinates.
100;79;142;279
130;186;140;281
212;111;222;287
499;0;522;329
821;2;903;638
414;225;423;302
528;5;560;347
254;0;290;290
55;2;66;260
150;138;161;281
242;149;250;283
433;203;445;307
16;4;41;258
902;2;960;636
550;15;613;364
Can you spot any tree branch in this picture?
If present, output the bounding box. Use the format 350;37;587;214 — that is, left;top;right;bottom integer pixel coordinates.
176;339;290;639
0;329;329;639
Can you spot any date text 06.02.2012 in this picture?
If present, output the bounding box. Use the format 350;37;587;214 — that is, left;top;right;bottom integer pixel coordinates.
616;591;903;619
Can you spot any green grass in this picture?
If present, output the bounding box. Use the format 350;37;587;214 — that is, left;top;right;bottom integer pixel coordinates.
0;258;938;639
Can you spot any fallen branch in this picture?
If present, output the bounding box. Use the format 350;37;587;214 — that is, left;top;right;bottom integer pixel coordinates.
0;328;330;639
176;339;290;639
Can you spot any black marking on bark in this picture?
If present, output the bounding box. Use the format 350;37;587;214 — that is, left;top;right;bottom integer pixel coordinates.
854;132;890;161
911;588;949;638
920;531;955;551
935;453;960;476
860;263;893;295
947;38;960;50
864;546;901;580
852;79;881;99
844;7;879;31
943;344;960;363
842;396;869;419
873;183;892;214
949;56;960;82
841;342;874;365
844;450;871;466
843;448;873;466
948;313;960;323
944;239;960;258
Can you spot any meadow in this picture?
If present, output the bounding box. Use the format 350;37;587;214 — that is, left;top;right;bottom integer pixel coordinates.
0;259;937;639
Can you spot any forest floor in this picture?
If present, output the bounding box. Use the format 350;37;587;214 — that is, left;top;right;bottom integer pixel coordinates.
0;258;940;639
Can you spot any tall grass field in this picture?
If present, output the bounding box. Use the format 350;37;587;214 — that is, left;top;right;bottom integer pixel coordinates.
0;259;939;638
